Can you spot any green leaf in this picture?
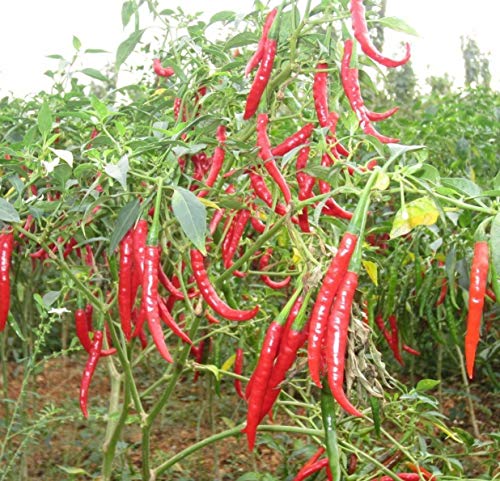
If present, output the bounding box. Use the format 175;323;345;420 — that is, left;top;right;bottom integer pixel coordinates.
390;196;439;239
37;102;53;136
42;291;61;307
108;199;141;254
441;178;482;198
90;95;109;119
171;187;207;254
49;148;74;167
377;17;418;37
104;155;129;190
416;379;440;392
210;11;236;24
418;164;440;183
491;213;500;277
369;396;381;438
84;48;109;54
0;199;20;223
116;29;145;70
57;465;89;475
72;35;82;50
387;143;426;163
225;32;257;49
81;68;108;82
121;0;136;28
8;313;26;341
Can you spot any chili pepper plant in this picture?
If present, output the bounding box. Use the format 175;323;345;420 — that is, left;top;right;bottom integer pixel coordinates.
0;1;498;480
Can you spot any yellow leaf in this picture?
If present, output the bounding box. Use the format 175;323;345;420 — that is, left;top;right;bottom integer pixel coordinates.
153;88;167;96
221;354;236;372
292;247;302;264
390;197;439;239
198;197;221;210
362;260;378;286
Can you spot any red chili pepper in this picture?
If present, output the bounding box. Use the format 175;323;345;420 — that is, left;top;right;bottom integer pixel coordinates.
191;340;205;382
326;270;362;417
234;347;245;399
206;311;220;324
406;463;437;481
296;145;314;232
250;214;266;233
341;40;399;144
388;314;404;365
259;248;291;289
243;320;284;450
0;232;13;331
313;64;349;156
153;58;175;77
256;114;292;205
402;345;421;356
158;263;184;299
293;458;329;481
374;314;403;365
308;233;358;388
375;475;420;481
465;241;489;379
350;0;411;68
435;260;448;306
119;229;134;340
157;295;192;345
75;307;116;357
243;38;277;120
143;245;174;363
132;219;148;296
198;125;226;198
247;168;288;215
223;209;251;270
271;123;315;157
80;330;103;418
258;294;309;422
245;8;278;76
190;249;259;321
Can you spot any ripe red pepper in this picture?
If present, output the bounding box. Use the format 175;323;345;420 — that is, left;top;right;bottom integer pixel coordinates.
350;0;411;68
258;294;309;422
406;463;437;481
198;125;226;198
243;320;284;450
248;168;288;216
153;58;174;77
341;40;399;144
259;248;291;289
119;229;134;340
313;64;349;156
374;314;403;365
143;245;173;363
0;232;13;331
132;219;148;300
296;145;313;232
75;306;116;357
243;38;277;120
80;330;103;418
256;114;292;205
465;241;489;379
245;8;278;76
293;458;330;481
374;475;420;481
307;233;358;387
271;123;315;157
402;345;421;356
234;347;245;399
158;263;185;299
190;249;259;321
326;270;362;417
223;209;251;270
157;296;192;345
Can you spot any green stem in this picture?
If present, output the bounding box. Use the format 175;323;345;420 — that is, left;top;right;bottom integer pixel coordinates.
153;424;322;477
102;358;127;481
142;315;202;480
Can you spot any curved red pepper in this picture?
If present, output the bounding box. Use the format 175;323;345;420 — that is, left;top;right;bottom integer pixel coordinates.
350;0;411;68
80;330;103;418
190;249;259;321
119;229;134;340
259;248;291;289
245;8;278;77
153;58;175;77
